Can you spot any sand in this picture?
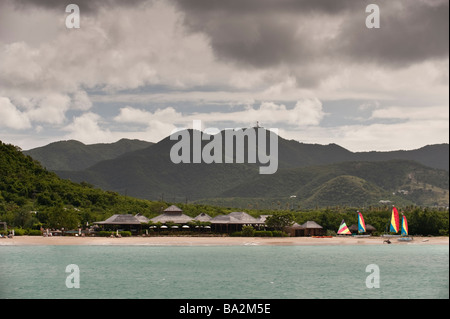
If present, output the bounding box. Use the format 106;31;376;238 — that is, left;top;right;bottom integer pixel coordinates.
0;235;448;246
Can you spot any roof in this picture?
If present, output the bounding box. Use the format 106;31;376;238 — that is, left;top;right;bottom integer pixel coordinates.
194;213;212;221
287;222;305;229
135;214;150;223
95;214;142;225
164;205;183;213
300;221;323;229
210;212;263;224
151;212;193;224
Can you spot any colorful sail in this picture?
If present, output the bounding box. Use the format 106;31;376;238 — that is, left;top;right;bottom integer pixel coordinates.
358;211;366;233
390;206;400;233
337;219;351;235
401;215;409;237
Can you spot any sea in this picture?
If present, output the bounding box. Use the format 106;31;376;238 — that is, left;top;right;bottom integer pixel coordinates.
0;244;448;299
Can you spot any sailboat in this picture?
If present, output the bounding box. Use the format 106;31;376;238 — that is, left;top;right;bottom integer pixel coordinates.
337;219;351;235
354;211;371;237
397;214;413;242
383;206;401;237
390;206;400;233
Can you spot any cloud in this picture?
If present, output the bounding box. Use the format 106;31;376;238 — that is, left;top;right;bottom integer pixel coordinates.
0;97;31;129
0;0;447;152
25;94;71;125
371;105;449;121
71;90;93;111
114;99;325;129
64;112;112;144
9;0;150;14
114;106;182;125
174;0;448;70
279;118;449;152
336;1;449;67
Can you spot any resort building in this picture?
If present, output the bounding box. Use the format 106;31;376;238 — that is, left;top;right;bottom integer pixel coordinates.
93;206;327;237
194;213;212;222
286;221;324;237
150;205;193;224
210;211;266;232
94;214;149;234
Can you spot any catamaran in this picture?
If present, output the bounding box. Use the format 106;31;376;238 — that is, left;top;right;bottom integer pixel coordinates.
390;206;400;233
397;214;413;241
354;211;371;237
337;219;351;235
383;206;401;237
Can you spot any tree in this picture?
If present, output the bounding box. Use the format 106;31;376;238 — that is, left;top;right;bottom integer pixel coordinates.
242;225;255;237
265;212;295;231
46;206;80;230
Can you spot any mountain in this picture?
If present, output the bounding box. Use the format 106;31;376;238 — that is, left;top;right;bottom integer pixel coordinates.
213;159;449;208
0;140;166;229
354;144;449;172
23;138;153;171
50;129;448;208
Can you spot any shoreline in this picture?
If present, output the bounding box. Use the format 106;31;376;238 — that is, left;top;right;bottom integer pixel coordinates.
1;235;448;246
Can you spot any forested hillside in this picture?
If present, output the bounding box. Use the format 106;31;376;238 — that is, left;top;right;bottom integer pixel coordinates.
1;140;447;236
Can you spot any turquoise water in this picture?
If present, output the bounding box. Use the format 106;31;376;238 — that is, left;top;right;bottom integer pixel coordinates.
0;245;448;299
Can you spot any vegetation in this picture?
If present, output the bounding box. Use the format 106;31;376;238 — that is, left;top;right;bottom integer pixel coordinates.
0;141;167;230
265;212;295;230
1;140;448;237
24;138;152;171
37;131;447;208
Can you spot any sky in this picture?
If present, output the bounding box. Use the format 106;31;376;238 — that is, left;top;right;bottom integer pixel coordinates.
0;0;448;152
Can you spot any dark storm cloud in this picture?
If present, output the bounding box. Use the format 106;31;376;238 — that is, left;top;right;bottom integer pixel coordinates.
9;0;449;69
173;0;356;15
336;1;449;67
11;0;149;14
173;0;449;69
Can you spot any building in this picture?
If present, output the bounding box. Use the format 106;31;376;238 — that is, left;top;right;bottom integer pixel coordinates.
286;221;324;237
94;214;148;234
210;212;265;232
150;205;193;224
194;213;212;222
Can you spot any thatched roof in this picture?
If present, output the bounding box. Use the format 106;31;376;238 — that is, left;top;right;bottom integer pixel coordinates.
301;221;323;229
164;205;183;213
95;214;142;225
194;213;212;222
288;222;305;229
210;212;263;225
151;212;193;224
135;214;150;223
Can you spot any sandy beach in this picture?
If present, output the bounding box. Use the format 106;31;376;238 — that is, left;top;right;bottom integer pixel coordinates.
1;235;448;246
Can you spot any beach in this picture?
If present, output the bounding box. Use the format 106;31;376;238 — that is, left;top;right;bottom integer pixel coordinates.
1;235;448;246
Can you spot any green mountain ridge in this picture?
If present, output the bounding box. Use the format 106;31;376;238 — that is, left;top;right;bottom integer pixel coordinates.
209;160;448;209
41;129;448;209
23;138;153;171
